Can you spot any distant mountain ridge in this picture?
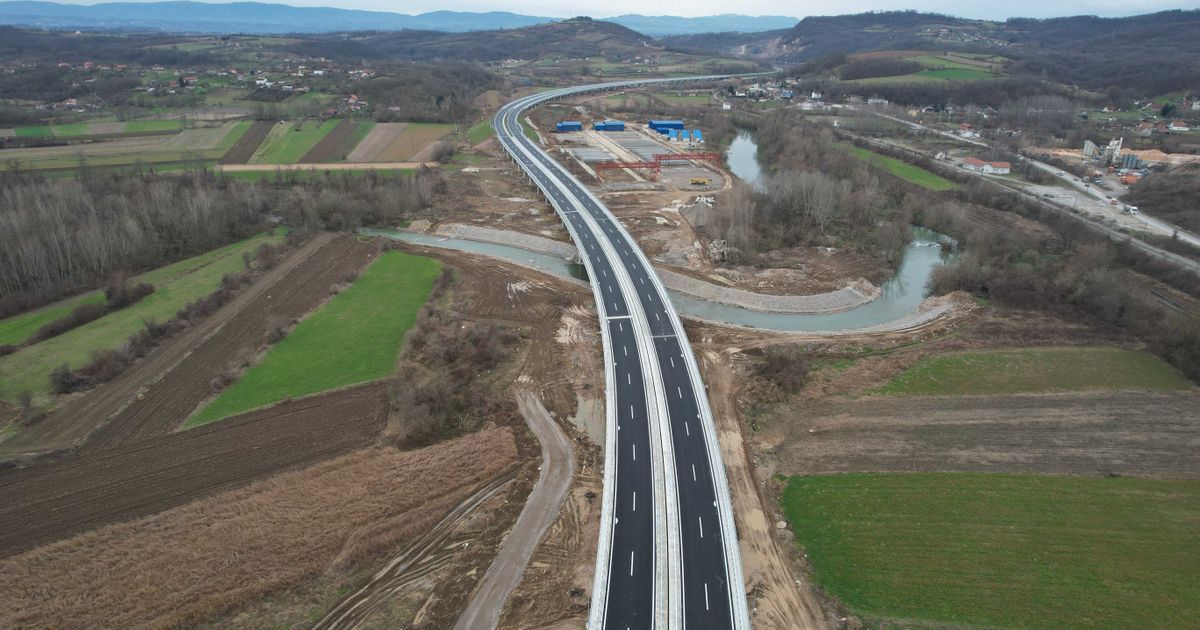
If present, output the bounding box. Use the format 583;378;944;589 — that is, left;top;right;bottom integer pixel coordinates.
0;1;797;35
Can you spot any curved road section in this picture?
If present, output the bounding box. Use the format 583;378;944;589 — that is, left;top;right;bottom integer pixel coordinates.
495;77;750;630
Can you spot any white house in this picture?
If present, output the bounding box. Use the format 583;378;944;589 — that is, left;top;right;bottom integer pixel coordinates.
962;157;1011;175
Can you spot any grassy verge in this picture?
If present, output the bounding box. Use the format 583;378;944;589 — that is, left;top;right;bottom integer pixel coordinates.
877;347;1192;395
250;120;339;164
0;232;282;402
520;118;539;143
188;250;441;426
781;473;1200;629
466;120;495;144
838;143;959;191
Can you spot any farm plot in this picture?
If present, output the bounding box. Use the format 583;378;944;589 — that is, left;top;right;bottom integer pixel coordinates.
0;426;518;629
90;234;379;447
347;122;453;162
249;119;339;164
0;122;245;172
218;120;274;164
299;120;372;163
780;474;1200;629
0;381;389;558
0;231;282;403
838;143;959;191
189;250;441;426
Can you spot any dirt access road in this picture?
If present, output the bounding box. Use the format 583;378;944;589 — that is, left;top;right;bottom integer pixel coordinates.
760;390;1200;479
454;391;575;630
0;382;389;557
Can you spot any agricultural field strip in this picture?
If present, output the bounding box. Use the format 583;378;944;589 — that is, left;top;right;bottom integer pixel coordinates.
0;122;246;170
92;235;377;445
249;119;339;164
188;249;440;426
0;231;283;402
0;381;389;558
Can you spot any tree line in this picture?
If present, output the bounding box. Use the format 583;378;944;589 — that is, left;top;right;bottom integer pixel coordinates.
0;167;445;317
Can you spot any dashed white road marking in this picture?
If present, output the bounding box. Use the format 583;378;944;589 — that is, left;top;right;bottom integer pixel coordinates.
698;516;704;538
692;463;697;481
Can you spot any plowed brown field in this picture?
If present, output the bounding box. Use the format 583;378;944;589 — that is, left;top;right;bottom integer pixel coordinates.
0;381;389;558
218;120;274;164
299;119;356;163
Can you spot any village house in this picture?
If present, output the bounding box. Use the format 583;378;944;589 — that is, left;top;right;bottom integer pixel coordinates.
962;156;1011;175
1168;120;1191;132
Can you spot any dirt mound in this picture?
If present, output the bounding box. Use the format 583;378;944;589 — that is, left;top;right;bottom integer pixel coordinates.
219;120;274;164
0;381;389;558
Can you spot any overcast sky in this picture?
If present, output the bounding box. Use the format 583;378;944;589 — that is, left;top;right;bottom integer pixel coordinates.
50;0;1199;20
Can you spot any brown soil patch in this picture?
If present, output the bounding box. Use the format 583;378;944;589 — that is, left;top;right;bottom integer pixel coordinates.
218;120;273;164
758;391;1200;479
299;119;356;163
88;234;377;448
0;381;389;558
0;427;519;629
347;122;406;162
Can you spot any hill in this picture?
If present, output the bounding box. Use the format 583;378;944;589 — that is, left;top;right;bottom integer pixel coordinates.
0;1;795;35
295;18;668;63
665;10;1200;94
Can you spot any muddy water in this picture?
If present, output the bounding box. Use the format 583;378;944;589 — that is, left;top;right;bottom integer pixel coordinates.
365;228;951;332
725;131;765;189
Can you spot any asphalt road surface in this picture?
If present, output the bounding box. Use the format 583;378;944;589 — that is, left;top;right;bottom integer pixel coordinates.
495;79;749;630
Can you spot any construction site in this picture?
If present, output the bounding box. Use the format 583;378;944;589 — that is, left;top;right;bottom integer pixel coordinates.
543;115;728;192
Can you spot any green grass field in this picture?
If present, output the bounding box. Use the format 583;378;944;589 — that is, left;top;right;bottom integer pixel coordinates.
0;232;282;403
839;144;959;192
125;119;185;133
250;120;338;164
187;250;441;426
877;347;1192;395
0;293;106;347
657;94;711;105
466;120;495;144
48;123;91;137
13;125;53;138
781;473;1200;629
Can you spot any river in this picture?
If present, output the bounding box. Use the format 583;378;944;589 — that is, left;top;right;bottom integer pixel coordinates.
361;134;951;333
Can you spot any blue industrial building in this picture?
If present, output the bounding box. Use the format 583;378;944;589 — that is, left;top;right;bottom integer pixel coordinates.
693;129;704;143
593;119;625;131
648;119;685;134
555;121;583;132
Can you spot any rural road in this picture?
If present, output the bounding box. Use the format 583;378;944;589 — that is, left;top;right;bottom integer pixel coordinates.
453;391;575;630
215;161;436;172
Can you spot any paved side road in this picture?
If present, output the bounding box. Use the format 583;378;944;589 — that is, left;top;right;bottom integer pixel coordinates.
453;391;576;630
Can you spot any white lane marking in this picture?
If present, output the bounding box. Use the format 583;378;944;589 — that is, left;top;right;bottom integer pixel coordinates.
607;284;613;293
612;302;618;311
692;463;697;481
600;268;606;277
623;345;628;357
684;421;690;436
639;277;645;285
669;357;675;368
646;293;652;301
677;386;683;399
618;321;623;331
698;516;704;538
704;583;710;611
627;373;631;385
630;404;634;417
632;491;636;512
630;551;635;576
655;313;660;322
632;443;636;460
